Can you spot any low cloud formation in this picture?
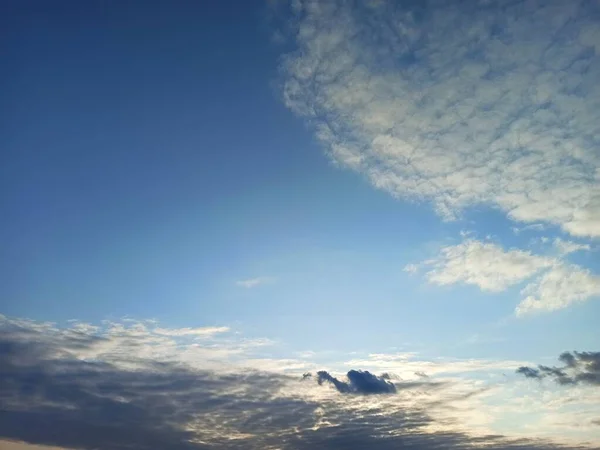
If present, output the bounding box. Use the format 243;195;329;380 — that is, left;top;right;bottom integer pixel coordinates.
314;370;397;395
517;351;600;386
0;314;591;449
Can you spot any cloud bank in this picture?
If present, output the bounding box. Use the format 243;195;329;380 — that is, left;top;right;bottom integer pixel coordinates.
280;0;600;237
1;314;594;449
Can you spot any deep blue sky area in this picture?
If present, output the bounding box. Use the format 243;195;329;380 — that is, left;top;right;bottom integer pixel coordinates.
1;0;599;363
0;1;439;336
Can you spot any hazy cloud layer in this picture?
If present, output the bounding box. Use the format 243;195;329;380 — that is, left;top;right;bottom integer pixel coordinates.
279;0;600;237
0;315;593;449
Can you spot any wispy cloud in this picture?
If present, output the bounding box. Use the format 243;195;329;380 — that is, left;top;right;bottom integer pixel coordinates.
280;0;600;238
152;326;230;337
235;276;274;288
552;237;591;256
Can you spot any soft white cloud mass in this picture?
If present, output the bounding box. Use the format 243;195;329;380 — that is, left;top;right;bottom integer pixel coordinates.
516;264;600;316
410;239;552;292
408;238;600;315
281;0;600;237
236;276;274;288
152;326;230;337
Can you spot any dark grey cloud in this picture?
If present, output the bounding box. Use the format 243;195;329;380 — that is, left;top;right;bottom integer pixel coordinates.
516;351;600;386
0;317;589;450
314;370;396;394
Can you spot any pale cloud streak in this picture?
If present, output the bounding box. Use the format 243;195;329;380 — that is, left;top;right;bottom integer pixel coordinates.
152;326;230;337
236;276;274;288
552;237;591;256
280;0;600;238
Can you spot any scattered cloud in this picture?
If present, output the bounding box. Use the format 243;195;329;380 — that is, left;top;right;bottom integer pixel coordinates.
235;276;274;288
517;351;600;386
408;238;600;316
516;264;600;316
280;0;600;238
406;239;552;292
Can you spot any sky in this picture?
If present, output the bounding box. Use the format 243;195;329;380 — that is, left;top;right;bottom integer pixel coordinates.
0;0;599;449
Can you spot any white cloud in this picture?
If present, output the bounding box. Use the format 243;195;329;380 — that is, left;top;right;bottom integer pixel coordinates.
152;326;230;337
409;238;600;315
516;263;600;316
552;237;591;256
409;239;552;292
281;0;600;237
235;276;274;288
3;314;600;446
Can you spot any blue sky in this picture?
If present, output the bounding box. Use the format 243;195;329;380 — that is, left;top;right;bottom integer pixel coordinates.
1;1;599;449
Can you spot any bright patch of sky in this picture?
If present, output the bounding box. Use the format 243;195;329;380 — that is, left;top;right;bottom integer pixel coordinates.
1;0;599;448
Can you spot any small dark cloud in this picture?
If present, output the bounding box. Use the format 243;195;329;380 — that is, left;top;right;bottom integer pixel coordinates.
516;366;542;379
316;370;396;395
415;371;429;379
516;351;600;386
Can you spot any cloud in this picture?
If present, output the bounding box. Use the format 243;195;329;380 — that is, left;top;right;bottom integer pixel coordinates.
512;224;547;235
408;238;600;316
1;314;594;449
517;351;600;386
552;238;591;256
407;239;553;292
516;263;600;316
314;370;397;394
235;277;274;288
152;326;230;337
279;0;600;238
